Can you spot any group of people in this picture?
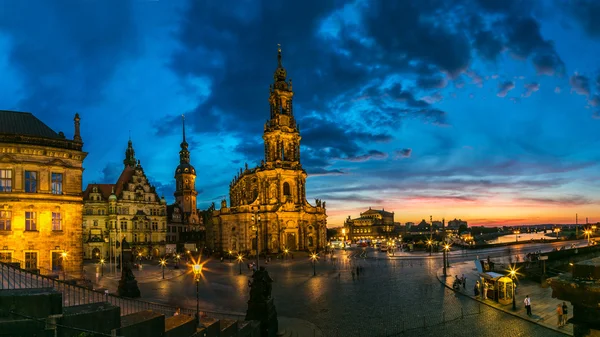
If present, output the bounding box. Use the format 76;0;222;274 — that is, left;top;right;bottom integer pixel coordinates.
453;274;467;290
556;302;569;328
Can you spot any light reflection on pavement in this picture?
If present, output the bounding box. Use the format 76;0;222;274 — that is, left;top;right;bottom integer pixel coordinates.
86;240;587;336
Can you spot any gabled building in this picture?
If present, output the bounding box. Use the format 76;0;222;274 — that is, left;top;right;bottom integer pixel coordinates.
211;47;327;253
343;207;395;242
82;139;167;260
0;110;87;278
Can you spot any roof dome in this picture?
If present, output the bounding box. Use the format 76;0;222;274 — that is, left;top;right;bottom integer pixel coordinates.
176;162;196;175
109;193;117;201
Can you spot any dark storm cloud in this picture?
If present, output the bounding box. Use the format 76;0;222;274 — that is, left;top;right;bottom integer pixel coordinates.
0;0;139;119
465;1;565;76
570;74;591;96
515;195;597;206
566;0;600;37
394;149;412;159
98;162;122;184
337;150;388;162
416;75;448;90
496;81;515;97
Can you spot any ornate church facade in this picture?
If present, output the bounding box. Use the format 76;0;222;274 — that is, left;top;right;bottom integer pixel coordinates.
212;47;327;253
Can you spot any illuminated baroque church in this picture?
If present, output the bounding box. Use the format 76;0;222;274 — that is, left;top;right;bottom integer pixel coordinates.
212;46;327;253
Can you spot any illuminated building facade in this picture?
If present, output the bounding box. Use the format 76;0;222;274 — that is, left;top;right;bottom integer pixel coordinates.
212;47;327;253
0;110;87;278
344;207;395;242
82;139;167;260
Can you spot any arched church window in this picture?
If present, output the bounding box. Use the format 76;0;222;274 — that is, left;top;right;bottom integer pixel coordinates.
283;182;291;196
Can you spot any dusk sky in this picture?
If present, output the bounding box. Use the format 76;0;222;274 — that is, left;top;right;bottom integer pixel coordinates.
1;0;600;227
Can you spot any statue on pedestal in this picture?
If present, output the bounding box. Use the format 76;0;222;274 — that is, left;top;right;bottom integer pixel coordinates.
117;239;141;298
245;267;278;337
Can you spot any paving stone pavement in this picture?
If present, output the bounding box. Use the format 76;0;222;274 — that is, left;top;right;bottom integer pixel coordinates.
437;261;572;336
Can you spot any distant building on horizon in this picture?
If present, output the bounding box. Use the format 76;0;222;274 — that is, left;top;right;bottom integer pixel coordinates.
343;207;396;242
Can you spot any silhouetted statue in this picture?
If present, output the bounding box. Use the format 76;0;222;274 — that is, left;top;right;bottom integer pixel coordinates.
246;267;278;337
117;239;141;298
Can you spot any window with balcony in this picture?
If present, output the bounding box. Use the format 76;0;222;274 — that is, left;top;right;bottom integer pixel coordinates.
0;169;12;192
51;173;63;195
25;211;36;231
24;171;37;193
25;251;37;269
52;212;62;231
0;211;11;231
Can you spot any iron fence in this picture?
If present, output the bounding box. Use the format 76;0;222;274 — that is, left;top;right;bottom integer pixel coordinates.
0;261;245;321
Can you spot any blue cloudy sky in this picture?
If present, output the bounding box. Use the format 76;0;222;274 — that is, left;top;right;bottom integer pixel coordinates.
1;0;600;227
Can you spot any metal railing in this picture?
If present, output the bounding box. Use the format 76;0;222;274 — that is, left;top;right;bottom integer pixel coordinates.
0;261;245;321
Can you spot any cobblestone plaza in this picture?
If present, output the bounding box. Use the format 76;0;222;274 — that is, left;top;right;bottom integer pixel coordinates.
86;241;579;336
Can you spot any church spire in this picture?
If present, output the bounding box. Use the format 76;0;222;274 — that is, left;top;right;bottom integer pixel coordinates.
179;114;190;164
123;137;136;168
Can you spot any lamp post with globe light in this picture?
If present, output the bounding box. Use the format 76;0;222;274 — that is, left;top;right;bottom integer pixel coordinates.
508;266;519;310
237;254;244;275
427;240;433;256
192;263;203;327
310;252;318;276
99;258;105;277
159;258;167;279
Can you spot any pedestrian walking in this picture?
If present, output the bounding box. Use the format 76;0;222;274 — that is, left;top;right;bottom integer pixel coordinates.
474;281;480;297
462;274;466;289
556;304;563;327
524;295;532;316
562;302;569;326
483;282;488;300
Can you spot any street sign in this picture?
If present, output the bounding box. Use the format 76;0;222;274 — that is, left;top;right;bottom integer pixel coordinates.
539;256;548;260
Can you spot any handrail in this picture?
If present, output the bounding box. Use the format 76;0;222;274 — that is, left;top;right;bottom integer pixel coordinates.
0;261;246;320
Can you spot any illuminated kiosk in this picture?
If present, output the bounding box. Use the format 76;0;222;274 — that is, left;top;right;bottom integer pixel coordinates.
496;276;514;305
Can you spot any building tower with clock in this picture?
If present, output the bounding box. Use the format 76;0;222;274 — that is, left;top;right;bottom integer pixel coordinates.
165;116;203;251
211;46;327;254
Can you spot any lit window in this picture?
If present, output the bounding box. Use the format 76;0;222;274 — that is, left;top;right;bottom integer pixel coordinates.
25;212;36;231
52;212;62;231
51;173;63;195
0;169;12;192
25;251;37;269
0;211;11;231
0;252;11;263
24;171;37;193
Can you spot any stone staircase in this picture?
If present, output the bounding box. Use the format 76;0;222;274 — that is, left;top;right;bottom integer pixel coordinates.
0;288;261;337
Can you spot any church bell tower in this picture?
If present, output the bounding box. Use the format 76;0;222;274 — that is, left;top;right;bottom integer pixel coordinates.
174;115;199;223
263;45;302;167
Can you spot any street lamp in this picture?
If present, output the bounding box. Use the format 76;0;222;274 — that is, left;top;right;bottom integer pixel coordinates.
508;265;519;311
514;230;520;243
444;244;451;269
175;254;181;269
99;258;105;277
251;214;261;269
61;251;68;280
159;258;167;279
341;228;346;248
192;263;203;327
284;248;289;261
427;240;433;256
228;250;233;263
310;252;318;276
554;228;561;239
237;254;244;275
138;252;143;267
